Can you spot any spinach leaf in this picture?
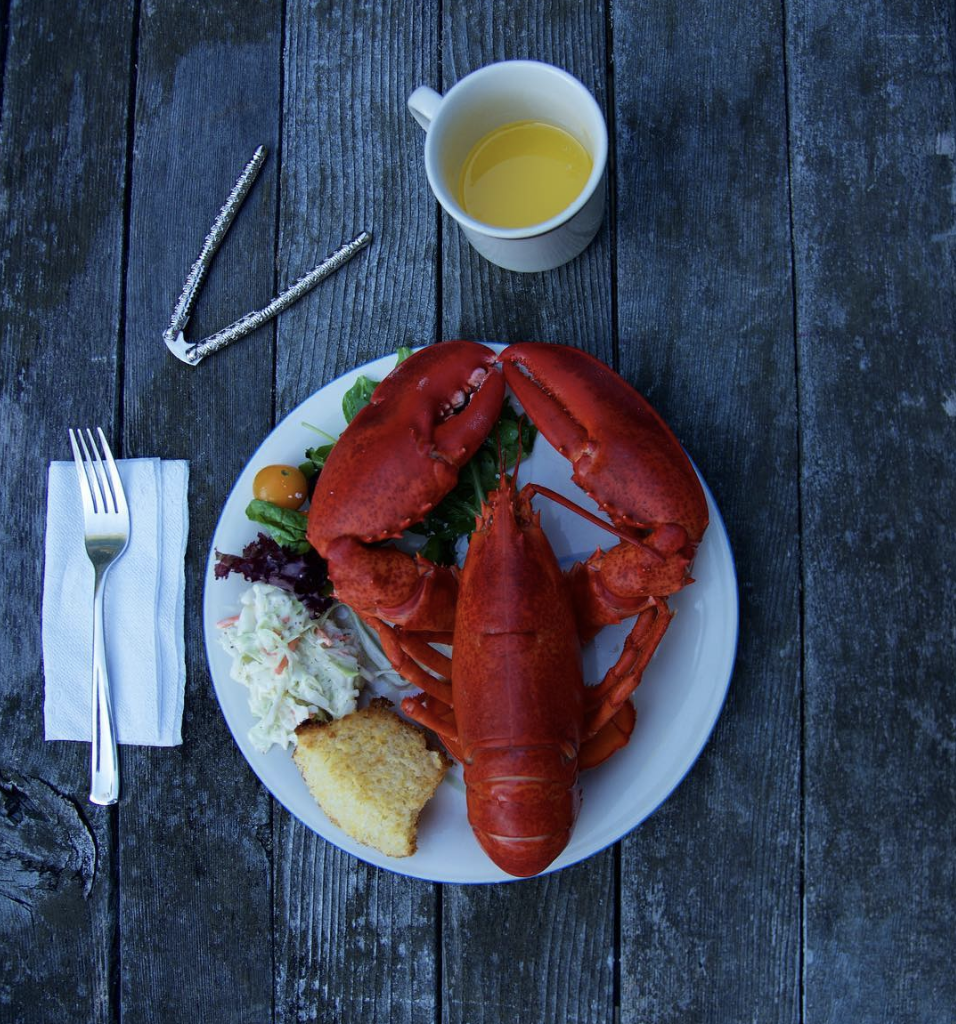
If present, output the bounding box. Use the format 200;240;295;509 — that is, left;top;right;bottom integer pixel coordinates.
342;375;378;423
341;348;414;424
299;442;335;480
245;499;310;554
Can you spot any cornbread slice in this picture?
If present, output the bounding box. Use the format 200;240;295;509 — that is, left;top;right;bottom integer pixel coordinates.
293;699;451;857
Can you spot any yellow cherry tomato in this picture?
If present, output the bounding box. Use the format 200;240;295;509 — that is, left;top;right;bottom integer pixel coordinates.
253;464;308;510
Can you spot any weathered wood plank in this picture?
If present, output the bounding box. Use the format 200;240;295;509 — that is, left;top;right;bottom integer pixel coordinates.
438;4;616;1024
0;2;9;103
787;1;956;1020
613;0;800;1021
118;1;282;1021
276;0;440;395
443;862;618;1024
0;2;134;1021
273;825;441;1024
273;2;441;1022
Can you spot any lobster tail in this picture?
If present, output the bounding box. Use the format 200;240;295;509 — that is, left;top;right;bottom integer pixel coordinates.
464;746;581;877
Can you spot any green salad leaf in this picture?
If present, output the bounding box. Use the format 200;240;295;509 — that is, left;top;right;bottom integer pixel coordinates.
245;499;310;554
340;347;413;425
298;423;337;483
299;442;334;481
342;376;378;423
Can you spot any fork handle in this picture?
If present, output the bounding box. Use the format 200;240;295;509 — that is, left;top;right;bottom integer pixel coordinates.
90;567;119;805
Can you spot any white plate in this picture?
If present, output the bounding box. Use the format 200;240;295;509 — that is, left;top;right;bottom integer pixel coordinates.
203;347;739;883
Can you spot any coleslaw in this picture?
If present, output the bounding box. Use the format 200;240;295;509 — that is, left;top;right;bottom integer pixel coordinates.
218;582;403;753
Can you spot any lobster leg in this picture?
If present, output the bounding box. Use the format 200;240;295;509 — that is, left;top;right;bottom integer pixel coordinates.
578;597;673;769
401;692;464;762
579;704;635;770
585;597;673;727
375;623;468;759
390;628;454;681
367;618;454;702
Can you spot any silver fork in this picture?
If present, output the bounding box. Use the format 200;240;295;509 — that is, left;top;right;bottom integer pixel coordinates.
69;428;130;805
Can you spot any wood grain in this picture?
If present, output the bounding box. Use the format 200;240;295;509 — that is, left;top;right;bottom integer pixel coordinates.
0;1;134;1020
788;0;956;1020
276;0;439;397
613;0;800;1021
118;1;282;1021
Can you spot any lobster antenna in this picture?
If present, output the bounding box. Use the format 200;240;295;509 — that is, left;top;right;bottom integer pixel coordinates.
504;414;527;484
527;483;644;546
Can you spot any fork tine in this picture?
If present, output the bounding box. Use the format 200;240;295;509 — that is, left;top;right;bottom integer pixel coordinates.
96;427;128;516
69;428;98;515
75;428;106;513
84;428;115;514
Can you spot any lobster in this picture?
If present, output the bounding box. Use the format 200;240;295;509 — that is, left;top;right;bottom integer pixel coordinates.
306;340;708;877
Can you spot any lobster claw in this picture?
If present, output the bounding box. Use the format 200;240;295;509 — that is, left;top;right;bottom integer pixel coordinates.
308;340;505;631
501;342;708;545
501;342;708;636
309;341;504;556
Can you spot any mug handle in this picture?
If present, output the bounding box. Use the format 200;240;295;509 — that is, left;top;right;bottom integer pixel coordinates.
407;86;442;131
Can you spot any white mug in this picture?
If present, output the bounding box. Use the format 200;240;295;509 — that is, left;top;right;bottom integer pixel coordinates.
408;60;608;273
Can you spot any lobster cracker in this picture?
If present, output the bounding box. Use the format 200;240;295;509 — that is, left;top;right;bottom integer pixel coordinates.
164;145;371;367
306;340;708;877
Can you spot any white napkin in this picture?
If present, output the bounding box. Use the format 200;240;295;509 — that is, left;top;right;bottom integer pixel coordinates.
42;458;189;746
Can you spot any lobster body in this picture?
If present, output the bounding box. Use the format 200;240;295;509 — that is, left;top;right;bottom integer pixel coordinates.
308;340;708;876
453;475;583;877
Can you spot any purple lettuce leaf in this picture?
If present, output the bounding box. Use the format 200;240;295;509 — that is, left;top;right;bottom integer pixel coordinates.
214;532;333;617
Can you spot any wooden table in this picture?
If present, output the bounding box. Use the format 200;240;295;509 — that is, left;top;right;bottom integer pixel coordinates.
3;1;953;1021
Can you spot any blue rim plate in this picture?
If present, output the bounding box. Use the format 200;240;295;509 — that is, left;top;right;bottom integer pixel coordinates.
203;346;739;883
